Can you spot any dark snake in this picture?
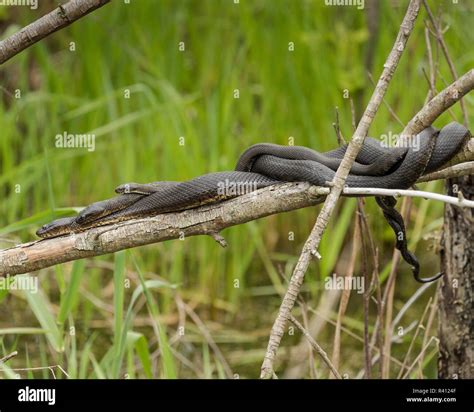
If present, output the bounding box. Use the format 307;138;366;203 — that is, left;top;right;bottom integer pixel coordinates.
36;122;471;283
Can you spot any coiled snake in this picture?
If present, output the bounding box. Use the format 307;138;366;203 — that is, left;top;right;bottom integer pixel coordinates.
37;122;470;283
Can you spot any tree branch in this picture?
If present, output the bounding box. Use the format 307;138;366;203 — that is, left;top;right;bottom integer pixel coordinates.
341;187;474;208
402;69;474;167
1;179;473;278
0;0;110;65
402;69;473;135
417;161;474;183
0;183;327;277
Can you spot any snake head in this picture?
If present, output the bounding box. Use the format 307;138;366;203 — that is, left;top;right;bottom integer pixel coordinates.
36;217;77;239
76;203;107;225
115;183;136;194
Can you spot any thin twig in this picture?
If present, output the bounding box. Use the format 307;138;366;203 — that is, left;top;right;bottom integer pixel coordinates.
391;283;434;332
330;214;361;374
298;300;318;379
289;315;342;379
307;306;405;370
358;201;372;379
357;201;383;377
420;69;457;122
419;291;438;373
180;297;233;379
0;351;18;363
397;296;433;379
367;71;404;127
423;23;436;103
332;106;346;146
284;289;341;378
350;98;357;132
341;187;474;208
0;364;69;378
401;336;438;379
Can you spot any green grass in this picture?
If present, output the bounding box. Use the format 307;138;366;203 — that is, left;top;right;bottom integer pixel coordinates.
0;0;473;378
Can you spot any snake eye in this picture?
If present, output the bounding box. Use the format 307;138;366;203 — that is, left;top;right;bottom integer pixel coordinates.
36;221;59;236
36;217;77;238
36;224;49;237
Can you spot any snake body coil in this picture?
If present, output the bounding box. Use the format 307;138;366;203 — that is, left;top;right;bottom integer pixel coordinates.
36;122;470;282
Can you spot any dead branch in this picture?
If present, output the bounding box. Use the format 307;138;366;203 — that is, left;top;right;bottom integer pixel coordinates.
0;183;326;277
402;69;474;166
259;0;423;379
0;0;110;65
289;314;342;380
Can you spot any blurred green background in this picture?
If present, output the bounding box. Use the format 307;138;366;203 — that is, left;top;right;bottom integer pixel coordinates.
0;0;472;378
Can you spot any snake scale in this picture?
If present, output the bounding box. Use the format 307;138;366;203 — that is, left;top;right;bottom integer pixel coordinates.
37;122;470;283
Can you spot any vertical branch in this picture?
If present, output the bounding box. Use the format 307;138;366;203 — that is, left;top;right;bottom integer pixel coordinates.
423;23;436;103
438;177;473;378
260;0;422;379
358;201;372;379
330;215;361;375
332;106;346;146
358;204;383;378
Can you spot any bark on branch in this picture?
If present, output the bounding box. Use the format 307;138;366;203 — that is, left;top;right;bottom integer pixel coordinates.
0;0;110;65
0;183;327;277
